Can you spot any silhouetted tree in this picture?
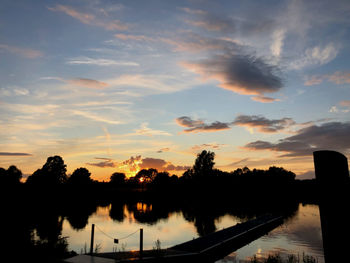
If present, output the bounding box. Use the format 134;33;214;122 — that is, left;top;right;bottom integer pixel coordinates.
193;150;215;178
110;172;126;186
26;155;67;186
68;167;92;185
182;168;194;180
152;171;170;186
0;165;22;185
267;166;296;181
135;168;158;183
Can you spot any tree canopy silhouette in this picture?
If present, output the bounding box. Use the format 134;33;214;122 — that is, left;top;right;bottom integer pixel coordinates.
135;168;158;183
0;165;22;185
110;172;126;186
68;167;92;185
26;155;67;186
193;150;215;178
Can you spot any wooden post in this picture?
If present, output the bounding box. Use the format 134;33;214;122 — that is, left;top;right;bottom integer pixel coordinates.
140;228;143;259
90;224;95;255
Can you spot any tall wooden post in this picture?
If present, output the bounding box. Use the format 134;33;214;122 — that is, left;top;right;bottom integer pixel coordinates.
313;150;350;263
140;228;143;259
90;224;95;255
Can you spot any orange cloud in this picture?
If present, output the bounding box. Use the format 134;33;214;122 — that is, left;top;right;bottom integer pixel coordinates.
68;78;108;89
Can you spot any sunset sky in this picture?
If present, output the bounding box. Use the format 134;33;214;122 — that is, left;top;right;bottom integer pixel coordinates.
1;0;350;181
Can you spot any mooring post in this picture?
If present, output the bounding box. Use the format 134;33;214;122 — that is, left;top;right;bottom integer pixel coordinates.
313;150;350;263
140;228;143;259
90;224;95;255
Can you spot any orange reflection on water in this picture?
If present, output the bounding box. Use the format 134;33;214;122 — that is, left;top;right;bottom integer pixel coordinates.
136;202;152;213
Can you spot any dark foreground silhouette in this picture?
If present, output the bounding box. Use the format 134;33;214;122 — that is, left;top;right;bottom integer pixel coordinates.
0;150;340;262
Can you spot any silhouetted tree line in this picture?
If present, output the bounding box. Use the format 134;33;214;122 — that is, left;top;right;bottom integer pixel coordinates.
0;150;319;202
0;150;308;261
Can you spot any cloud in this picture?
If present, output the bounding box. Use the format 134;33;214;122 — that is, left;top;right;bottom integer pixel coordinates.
233;115;295;133
228;158;251;166
270;28;286;57
0;44;43;58
48;5;128;31
340;100;350;107
180;7;207;15
67;78;108;89
329;101;350;114
86;157;117;168
0;152;32;156
66;56;139;66
71;110;122;125
176;115;296;134
163;32;238;53
289;43;339;70
243;122;350;157
186;14;236;33
132;123;172;137
305;71;350;86
191;143;226;151
175;116;231;133
304;75;325;86
182;7;275;36
115;34;152;41
1;87;29;97
119;155;142;172
157;148;170;153
251;96;279;103
140;157;190;171
182;52;283;98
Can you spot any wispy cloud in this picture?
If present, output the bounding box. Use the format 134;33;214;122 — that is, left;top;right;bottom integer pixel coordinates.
48;5;128;31
305;71;350;86
66;56;139;66
157;147;170;153
131;123;172;137
0;44;43;58
71;110;122;125
67;78;108;89
191;143;226;151
0;152;32;156
115;33;153;41
270;28;285;58
1;87;29;97
289;43;339;70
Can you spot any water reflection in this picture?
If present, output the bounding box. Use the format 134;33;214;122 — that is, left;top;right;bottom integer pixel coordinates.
5;194;324;262
217;204;324;263
60;202;323;262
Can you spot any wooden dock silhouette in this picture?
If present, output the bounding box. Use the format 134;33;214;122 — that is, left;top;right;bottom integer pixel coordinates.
66;214;284;263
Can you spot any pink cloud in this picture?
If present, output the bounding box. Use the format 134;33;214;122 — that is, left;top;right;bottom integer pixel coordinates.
48;5;128;31
0;44;43;59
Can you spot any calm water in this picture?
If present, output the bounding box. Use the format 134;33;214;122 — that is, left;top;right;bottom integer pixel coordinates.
61;203;324;262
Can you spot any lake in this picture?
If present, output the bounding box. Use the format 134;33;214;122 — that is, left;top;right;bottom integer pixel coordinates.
61;202;324;262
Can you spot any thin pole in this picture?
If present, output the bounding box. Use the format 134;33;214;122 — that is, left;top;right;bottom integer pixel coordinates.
140;228;143;259
90;224;95;255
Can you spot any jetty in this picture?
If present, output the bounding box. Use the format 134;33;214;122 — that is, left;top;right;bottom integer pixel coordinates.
66;214;284;263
